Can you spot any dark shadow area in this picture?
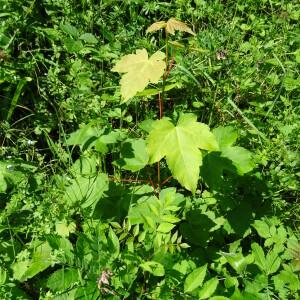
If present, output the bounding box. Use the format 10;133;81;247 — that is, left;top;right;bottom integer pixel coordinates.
93;182;154;222
180;211;215;247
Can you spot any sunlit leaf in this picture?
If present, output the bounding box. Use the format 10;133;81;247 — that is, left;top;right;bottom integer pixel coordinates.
146;21;166;34
112;49;166;102
166;18;195;36
184;264;207;293
146;18;195;36
147;113;218;193
140;261;165;276
198;278;219;299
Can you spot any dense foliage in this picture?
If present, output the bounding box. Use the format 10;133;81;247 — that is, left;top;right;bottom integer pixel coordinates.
0;0;299;299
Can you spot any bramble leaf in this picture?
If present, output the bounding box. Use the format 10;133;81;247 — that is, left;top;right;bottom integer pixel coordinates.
147;114;218;193
112;49;166;102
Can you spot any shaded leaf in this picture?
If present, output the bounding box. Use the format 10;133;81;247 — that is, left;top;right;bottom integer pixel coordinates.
115;138;149;171
60;23;79;38
79;33;98;44
63;173;108;209
251;243;266;272
140;261;165;276
47;268;79;292
108;227;120;258
221;146;255;175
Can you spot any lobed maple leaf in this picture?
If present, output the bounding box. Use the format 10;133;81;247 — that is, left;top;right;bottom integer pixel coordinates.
112;49;166;102
147;114;218;193
146;18;195;36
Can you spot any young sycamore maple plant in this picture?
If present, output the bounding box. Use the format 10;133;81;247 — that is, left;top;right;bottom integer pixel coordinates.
112;19;222;193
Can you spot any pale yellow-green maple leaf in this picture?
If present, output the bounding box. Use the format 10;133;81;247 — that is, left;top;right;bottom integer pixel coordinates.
112;49;166;102
146;18;195;36
147;114;219;193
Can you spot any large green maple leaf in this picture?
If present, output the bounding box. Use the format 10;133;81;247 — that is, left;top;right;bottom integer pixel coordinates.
147;114;219;193
112;49;166;102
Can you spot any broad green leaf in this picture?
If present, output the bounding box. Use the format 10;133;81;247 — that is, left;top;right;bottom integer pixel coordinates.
46;235;74;265
12;260;30;281
251;243;266;272
224;253;251;274
252;220;271;239
47;268;79;292
66;123;102;149
212;127;254;175
213;126;238;148
60;23;80;38
115;138;149;171
265;249;281;274
147;114;218;193
184;264;207;293
140;261;165;276
273;269;300;291
63;38;83;53
0;173;7;192
210;297;230;300
0;268;7;285
63;173;108;209
295;49;300;63
198;278;219;299
157;222;175;233
55;221;76;237
221;146;255;175
161;215;180;223
13;242;53;282
70;155;98;175
108;227;120;258
112;49;166;102
79;33;98;44
224;276;239;289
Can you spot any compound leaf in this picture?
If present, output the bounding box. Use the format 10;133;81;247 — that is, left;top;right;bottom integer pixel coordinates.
112;49;166;102
147;114;218;193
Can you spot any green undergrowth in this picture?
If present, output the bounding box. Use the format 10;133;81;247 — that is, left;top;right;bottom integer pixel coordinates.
0;0;299;299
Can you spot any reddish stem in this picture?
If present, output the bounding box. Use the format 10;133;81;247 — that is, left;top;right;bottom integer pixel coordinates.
158;92;163;119
161;176;173;186
108;176;150;184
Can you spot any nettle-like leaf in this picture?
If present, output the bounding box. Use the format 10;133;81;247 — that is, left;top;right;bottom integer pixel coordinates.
146;18;195;36
112;49;166;102
213;126;255;175
147;114;219;193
